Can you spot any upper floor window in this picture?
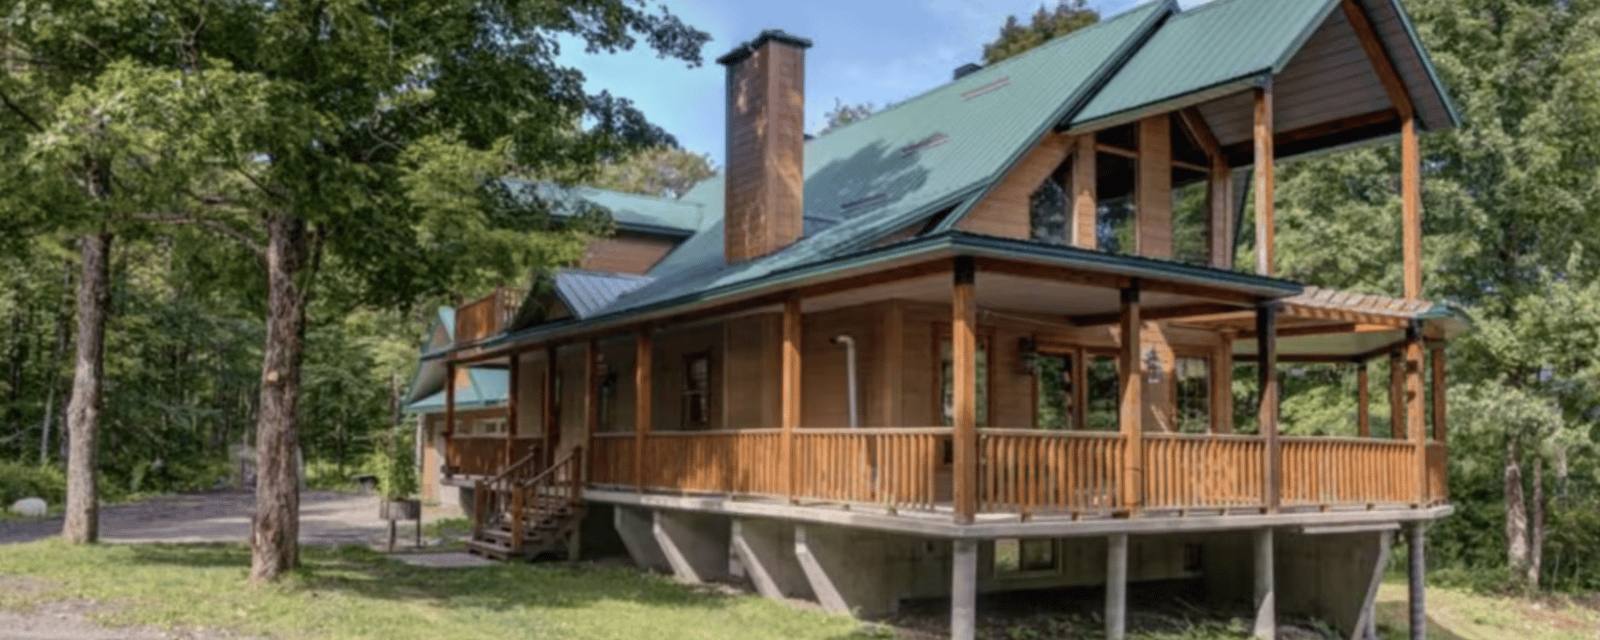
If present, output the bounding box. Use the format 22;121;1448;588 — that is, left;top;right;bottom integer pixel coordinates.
1029;157;1072;245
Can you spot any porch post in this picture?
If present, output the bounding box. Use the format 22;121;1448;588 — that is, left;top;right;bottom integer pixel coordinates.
1256;303;1279;513
952;257;979;523
1211;334;1234;434
781;295;802;500
1357;362;1371;437
1119;283;1143;513
1402;115;1423;300
1407;324;1427;505
444;360;456;477
1254;79;1276;276
506;353;519;467
542;345;558;467
635;327;653;491
583;339;599;484
1431;346;1447;443
1389;351;1405;439
951;539;978;640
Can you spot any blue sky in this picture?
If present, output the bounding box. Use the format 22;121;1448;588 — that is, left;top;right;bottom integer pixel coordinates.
560;0;1212;166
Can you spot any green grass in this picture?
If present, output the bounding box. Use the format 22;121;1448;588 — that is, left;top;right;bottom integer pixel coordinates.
1374;581;1600;640
0;540;873;640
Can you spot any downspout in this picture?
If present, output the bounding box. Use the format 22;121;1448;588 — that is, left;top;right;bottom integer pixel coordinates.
832;335;859;428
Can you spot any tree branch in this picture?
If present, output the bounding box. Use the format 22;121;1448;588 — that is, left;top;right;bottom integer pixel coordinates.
0;87;44;132
136;214;266;258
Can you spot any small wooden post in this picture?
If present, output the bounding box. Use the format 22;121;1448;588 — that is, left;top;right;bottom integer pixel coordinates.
1431;347;1447;443
1407;325;1427;504
634;328;653;491
1071;134;1098;249
1119;284;1143;513
781;295;802;500
1256;304;1279;513
952;257;979;523
1357;362;1371;437
1253;81;1276;276
506;353;520;467
1106;533;1130;640
542;345;558;468
444;361;457;476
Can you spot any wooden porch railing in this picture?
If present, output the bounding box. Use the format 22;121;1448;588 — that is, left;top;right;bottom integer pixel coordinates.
454;286;525;347
636;430;785;496
1142;434;1266;510
1280;437;1414;506
589;433;634;487
446;436;541;477
794;428;948;511
979;429;1124;516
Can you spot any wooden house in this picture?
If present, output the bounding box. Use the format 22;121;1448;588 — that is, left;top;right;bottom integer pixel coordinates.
422;1;1462;638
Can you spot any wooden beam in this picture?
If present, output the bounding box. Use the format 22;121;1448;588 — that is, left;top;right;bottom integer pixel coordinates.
880;300;904;427
1072;303;1241;327
1219;108;1401;167
1179;108;1237;271
506;353;519;467
1095;143;1138;159
952;257;979;523
1172;159;1210;173
1341;0;1416;120
1357;362;1371;437
1179;108;1225;161
971;258;1130;290
584;339;599;481
634;328;652;490
1137;116;1173;259
1234;322;1359;341
1431;347;1447;444
1402;116;1423;300
1406;326;1426;504
1119;284;1143;512
542;345;557;467
1254;83;1275;277
781;294;802;499
1072;134;1098;249
1257;304;1280;513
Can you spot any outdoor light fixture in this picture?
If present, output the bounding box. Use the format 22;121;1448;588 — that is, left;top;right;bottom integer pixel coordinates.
1144;347;1163;384
1017;337;1038;374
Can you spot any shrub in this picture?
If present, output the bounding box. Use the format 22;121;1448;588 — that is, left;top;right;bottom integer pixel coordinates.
0;461;67;506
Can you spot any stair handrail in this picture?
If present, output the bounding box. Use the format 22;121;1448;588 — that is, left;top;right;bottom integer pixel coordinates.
472;445;544;541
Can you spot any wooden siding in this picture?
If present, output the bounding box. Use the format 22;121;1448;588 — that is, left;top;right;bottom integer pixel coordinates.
580;231;679;275
650;323;725;430
724;312;781;428
959;133;1074;240
800;304;884;427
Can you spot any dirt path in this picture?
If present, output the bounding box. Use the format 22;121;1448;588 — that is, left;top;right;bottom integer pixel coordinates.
0;490;424;546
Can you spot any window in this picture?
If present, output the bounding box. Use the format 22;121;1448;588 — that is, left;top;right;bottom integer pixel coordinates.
1085;353;1121;431
994;538;1058;575
597;369;619;432
683;351;713;428
1171;179;1210;264
1034;353;1075;430
939;338;990;427
1029;158;1073;245
1174;356;1211;433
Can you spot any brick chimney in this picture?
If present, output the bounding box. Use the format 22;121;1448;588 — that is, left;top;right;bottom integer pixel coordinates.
716;30;812;264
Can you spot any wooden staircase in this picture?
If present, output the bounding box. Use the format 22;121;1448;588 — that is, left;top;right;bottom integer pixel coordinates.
466;447;584;562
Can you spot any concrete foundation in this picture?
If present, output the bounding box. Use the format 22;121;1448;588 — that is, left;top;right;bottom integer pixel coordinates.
794;524;899;617
652;509;732;583
613;506;670;573
1277;529;1392;639
731;518;813;599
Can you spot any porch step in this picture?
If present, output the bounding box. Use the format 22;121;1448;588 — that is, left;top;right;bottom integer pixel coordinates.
465;507;585;563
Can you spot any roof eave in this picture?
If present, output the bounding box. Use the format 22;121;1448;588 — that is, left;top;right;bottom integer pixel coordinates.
1066;74;1266;135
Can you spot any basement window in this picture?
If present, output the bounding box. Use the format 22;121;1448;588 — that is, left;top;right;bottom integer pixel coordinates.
995;538;1058;576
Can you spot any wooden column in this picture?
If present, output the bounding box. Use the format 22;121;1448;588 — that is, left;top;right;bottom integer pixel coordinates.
1179;108;1233;270
583;339;598;482
506;353;520;467
781;295;802;500
1253;81;1276;276
1136;115;1173;258
634;328;653;491
1390;351;1405;439
1357;362;1371;437
1071;133;1098;249
542;345;557;467
1407;325;1426;504
1119;284;1143;513
444;361;456;476
1256;304;1279;513
952;257;979;523
1431;347;1447;443
1212;335;1234;434
1402;117;1423;300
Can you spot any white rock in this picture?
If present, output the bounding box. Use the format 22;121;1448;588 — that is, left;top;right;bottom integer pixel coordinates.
10;497;47;517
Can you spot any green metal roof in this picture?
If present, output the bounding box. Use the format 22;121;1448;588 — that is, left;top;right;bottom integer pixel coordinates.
1074;0;1339;126
404;367;509;414
571;187;704;236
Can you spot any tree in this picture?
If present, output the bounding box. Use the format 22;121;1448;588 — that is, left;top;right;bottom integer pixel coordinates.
982;0;1100;65
3;0;708;579
818;98;876;136
591;146;717;199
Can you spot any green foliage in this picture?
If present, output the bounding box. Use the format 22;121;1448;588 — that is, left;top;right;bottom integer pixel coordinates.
0;461;66;505
982;0;1100;65
366;424;417;500
591;145;717;199
819;98;877;136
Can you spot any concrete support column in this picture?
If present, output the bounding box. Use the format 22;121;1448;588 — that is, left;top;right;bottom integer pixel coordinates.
951;539;978;640
793;524;896;617
730;518;811;600
613;506;670;572
652;509;731;584
1254;528;1276;639
1408;522;1427;640
1107;533;1130;640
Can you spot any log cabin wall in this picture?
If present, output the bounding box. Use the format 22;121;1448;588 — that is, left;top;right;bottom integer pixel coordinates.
958;133;1075;239
723;312;782;429
649;323;725;430
515;356;542;437
799;303;886;428
595;336;638;434
580;231;680;275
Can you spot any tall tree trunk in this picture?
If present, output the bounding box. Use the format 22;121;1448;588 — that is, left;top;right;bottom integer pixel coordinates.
1529;454;1545;588
8;302;29;457
40;260;72;465
62;231;113;544
1505;435;1530;582
250;213;310;581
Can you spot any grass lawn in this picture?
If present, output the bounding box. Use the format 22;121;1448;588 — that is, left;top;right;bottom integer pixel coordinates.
0;539;877;640
1374;581;1600;640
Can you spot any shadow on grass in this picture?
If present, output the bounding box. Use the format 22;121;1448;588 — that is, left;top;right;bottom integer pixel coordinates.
1374;600;1469;640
